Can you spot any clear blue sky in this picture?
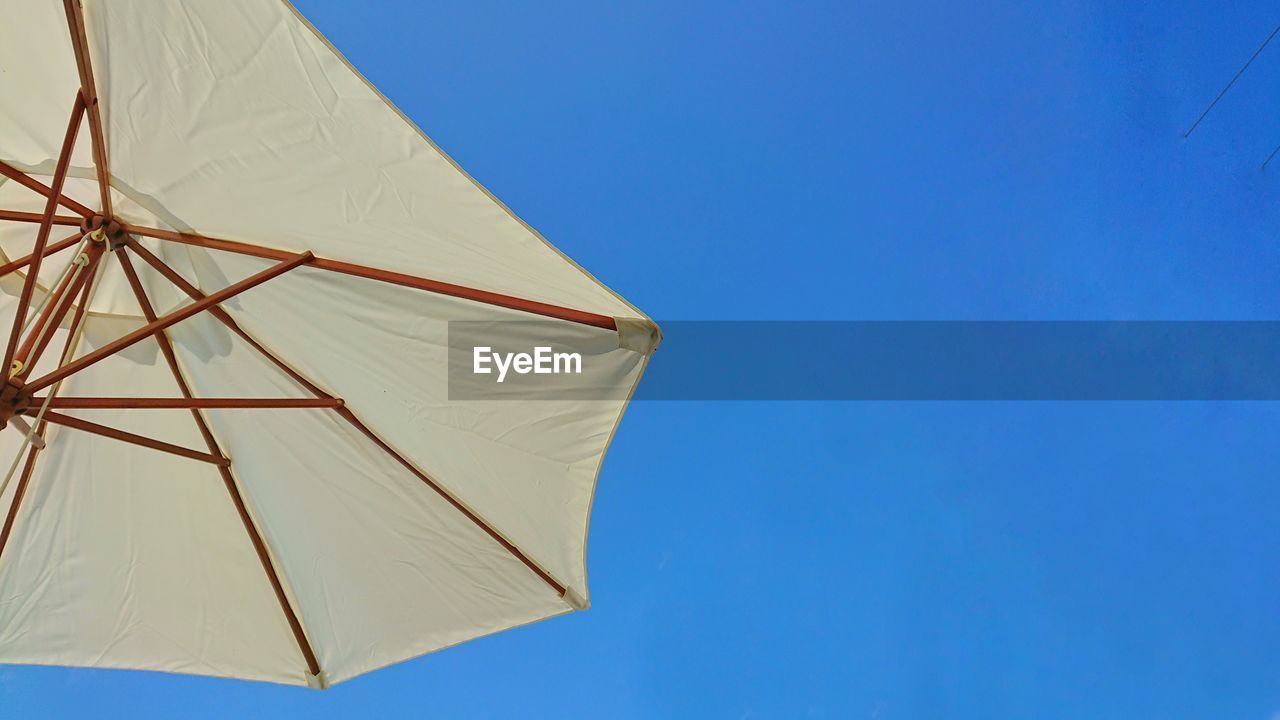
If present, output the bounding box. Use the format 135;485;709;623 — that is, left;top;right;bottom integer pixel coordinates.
5;1;1280;717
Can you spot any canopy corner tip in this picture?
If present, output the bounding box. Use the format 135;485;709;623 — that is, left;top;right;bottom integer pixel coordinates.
561;586;589;611
305;670;330;690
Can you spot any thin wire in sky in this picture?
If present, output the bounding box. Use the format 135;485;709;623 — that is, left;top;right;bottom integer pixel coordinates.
1184;22;1280;138
1261;142;1280;170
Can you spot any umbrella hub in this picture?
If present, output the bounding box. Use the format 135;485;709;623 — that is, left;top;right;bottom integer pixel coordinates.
81;215;129;251
0;381;31;429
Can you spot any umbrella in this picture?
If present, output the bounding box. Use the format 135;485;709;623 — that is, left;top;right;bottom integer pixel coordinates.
0;0;658;688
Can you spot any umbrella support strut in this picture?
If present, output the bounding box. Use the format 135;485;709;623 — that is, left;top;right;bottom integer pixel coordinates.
0;232;84;281
0;92;86;387
33;410;227;466
0;255;101;581
10;240;105;383
0;160;93;218
62;0;112;217
23;250;313;395
116;248;324;680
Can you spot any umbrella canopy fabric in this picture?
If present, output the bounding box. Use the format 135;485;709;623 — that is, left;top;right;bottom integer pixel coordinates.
0;0;658;688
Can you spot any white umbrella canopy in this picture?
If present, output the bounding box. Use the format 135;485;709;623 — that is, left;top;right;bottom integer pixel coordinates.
0;0;658;688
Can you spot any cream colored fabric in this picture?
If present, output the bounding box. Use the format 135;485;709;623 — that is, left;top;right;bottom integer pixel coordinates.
0;0;92;171
0;0;654;687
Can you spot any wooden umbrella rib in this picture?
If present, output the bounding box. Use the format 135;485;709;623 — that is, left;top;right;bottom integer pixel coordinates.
335;404;568;596
117;249;323;679
35;410;227;466
0;275;97;568
62;0;112;216
24;250;313;394
121;223;619;330
35;397;343;410
11;258;82;367
122;239;332;398
0;444;44;568
0;209;84;228
51;259;98;379
14;243;104;380
0;232;83;279
0;160;93;218
125;239;570;598
2;92;86;386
